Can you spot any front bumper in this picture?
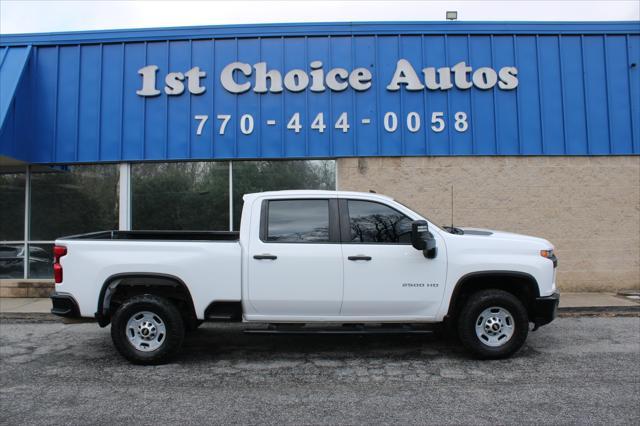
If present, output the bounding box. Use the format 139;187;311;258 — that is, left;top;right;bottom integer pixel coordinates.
532;292;560;329
50;292;80;318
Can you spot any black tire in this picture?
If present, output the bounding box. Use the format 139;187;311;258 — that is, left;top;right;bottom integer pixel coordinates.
111;294;185;365
457;289;529;359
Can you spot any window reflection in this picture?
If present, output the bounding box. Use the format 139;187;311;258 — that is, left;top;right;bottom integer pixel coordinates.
28;244;53;279
0;173;25;241
267;200;329;242
131;162;229;231
30;165;119;240
0;244;25;279
348;200;412;243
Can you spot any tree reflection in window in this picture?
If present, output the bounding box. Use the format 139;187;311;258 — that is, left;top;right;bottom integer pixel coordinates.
348;200;412;243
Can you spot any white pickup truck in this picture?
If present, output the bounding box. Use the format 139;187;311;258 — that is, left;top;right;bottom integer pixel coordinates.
51;190;559;364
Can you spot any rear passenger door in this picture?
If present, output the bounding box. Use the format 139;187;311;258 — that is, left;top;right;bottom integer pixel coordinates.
247;198;343;318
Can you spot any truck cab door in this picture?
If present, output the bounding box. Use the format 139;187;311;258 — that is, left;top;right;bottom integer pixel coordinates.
339;199;447;318
246;197;343;318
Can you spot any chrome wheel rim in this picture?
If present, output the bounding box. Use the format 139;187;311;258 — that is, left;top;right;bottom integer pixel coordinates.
475;306;515;347
125;311;166;352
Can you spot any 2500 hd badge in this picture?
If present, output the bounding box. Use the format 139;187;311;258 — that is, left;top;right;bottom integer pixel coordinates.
402;283;439;288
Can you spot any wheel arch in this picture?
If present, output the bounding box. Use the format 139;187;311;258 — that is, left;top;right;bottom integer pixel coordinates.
96;272;196;327
446;271;540;323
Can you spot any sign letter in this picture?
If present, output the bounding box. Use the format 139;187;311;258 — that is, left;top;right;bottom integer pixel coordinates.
165;72;185;95
423;67;453;90
283;69;309;92
136;65;161;96
472;67;498;90
253;62;283;93
221;62;252;93
452;62;473;90
326;68;349;92
349;68;372;91
185;66;206;95
386;59;425;91
498;67;519;89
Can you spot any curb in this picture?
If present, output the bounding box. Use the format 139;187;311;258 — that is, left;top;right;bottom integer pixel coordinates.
0;313;62;322
558;306;640;317
0;313;95;323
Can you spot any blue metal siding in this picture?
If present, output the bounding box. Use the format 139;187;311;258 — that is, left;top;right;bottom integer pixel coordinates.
627;34;640;153
0;45;32;162
0;22;638;164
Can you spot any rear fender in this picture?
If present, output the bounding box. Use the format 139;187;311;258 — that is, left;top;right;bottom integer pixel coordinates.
95;273;194;327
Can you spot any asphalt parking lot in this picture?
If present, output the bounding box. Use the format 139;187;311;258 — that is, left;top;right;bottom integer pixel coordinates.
1;317;639;425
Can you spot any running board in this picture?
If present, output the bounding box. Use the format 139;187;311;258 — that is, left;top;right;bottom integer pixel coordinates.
243;326;433;335
206;314;237;321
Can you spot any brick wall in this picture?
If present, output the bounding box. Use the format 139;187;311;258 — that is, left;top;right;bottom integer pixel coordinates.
337;156;640;292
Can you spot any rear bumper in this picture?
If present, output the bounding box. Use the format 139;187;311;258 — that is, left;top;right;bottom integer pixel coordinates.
50;292;80;318
532;292;560;328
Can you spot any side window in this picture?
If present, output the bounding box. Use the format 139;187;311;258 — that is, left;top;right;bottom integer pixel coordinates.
266;199;330;243
347;200;412;243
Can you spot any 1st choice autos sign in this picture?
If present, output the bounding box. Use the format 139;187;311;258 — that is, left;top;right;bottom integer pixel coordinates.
136;59;518;138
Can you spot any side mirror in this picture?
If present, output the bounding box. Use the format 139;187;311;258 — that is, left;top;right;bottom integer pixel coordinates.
411;220;438;259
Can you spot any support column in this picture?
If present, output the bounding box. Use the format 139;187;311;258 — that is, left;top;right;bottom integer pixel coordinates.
119;163;131;231
23;166;30;279
228;161;234;231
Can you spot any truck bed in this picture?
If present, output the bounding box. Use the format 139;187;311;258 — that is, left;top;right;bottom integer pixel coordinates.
55;231;242;318
58;230;239;241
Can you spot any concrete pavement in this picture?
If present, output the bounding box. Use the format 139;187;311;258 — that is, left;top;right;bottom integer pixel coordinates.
0;298;53;314
1;317;639;425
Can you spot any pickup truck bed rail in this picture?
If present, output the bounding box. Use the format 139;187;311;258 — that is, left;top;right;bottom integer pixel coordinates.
58;230;240;241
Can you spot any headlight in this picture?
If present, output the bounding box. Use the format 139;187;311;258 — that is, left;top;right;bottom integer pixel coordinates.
540;249;558;268
540;249;555;259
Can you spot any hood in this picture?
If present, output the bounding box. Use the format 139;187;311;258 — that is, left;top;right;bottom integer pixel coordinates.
458;227;553;249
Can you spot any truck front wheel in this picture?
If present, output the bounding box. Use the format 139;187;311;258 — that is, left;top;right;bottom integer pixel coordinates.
457;289;529;359
111;294;185;365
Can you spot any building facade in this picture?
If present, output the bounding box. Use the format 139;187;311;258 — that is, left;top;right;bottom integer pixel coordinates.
1;22;638;293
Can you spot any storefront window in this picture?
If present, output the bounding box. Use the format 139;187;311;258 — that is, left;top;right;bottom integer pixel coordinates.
28;165;119;278
1;160;335;279
0;172;26;278
131;162;230;231
30;165;119;241
0;172;25;241
25;244;54;279
0;243;24;279
232;160;335;230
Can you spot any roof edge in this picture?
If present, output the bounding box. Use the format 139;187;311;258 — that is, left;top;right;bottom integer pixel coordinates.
1;20;639;46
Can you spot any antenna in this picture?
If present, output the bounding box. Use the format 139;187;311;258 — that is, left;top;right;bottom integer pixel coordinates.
451;184;454;228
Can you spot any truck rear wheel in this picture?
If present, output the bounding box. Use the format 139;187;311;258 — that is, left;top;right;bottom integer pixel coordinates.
111;294;185;365
457;289;529;359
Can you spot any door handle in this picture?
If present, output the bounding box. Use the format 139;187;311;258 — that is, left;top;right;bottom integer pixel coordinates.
254;254;277;260
348;255;372;261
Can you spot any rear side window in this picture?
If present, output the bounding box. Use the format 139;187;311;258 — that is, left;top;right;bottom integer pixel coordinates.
347;200;412;243
266;200;330;243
